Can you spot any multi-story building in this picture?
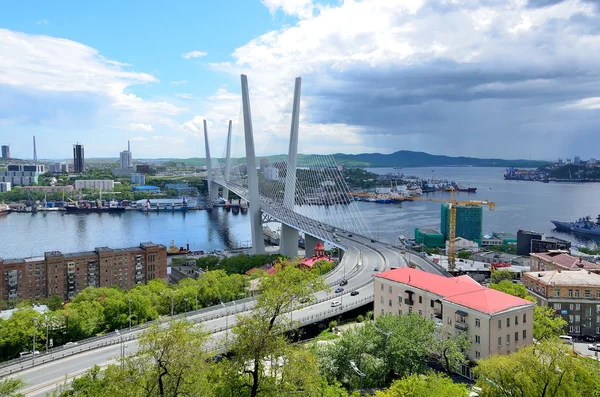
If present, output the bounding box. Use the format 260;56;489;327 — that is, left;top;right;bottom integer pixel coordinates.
0;164;45;186
517;230;571;256
74;180;115;191
374;267;534;378
0;182;10;192
516;230;543;256
530;252;600;273
1;145;9;159
73;144;85;173
131;173;145;185
441;204;483;244
24;185;75;194
523;270;600;337
49;163;68;174
0;243;166;301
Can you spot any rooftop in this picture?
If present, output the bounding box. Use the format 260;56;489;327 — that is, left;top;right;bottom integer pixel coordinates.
374;267;533;315
524;270;600;287
531;252;600;270
417;228;442;235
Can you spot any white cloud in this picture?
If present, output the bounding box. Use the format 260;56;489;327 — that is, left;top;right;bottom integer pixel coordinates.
126;123;154;132
169;80;188;85
262;0;315;19
176;93;194;99
36;19;48;25
564;97;600;110
0;28;187;129
182;50;208;59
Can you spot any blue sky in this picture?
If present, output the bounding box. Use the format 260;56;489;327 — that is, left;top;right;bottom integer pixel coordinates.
1;0;600;161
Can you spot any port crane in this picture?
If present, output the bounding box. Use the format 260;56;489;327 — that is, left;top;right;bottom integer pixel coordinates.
412;189;496;271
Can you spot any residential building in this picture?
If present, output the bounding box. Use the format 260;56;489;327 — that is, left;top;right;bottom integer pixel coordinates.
414;228;445;248
446;237;479;255
0;164;45;186
517;230;543;256
120;141;133;169
1;145;9;159
49;163;68;174
530;237;571;253
374;267;534;378
74;180;115;191
0;182;10;192
481;236;503;247
264;166;279;181
441;204;483;244
530;252;600;273
0;243;166;301
523;270;600;337
73;144;85;173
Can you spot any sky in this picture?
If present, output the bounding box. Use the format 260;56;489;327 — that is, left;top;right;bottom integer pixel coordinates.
1;0;599;161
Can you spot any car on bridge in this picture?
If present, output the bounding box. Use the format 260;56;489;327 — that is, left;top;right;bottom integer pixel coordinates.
19;351;40;358
335;287;344;293
351;291;359;296
331;300;341;307
339;279;348;286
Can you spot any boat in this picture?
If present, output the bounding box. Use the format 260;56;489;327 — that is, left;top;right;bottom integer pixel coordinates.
225;201;231;212
240;200;248;214
0;203;10;215
551;215;600;236
454;186;477;193
65;200;125;214
167;241;191;256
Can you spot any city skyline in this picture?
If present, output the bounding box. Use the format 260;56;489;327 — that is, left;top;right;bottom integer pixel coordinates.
1;1;600;160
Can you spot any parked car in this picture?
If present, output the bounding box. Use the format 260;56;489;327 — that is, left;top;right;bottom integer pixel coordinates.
335;287;344;293
19;351;40;358
588;343;600;352
350;291;359;296
583;335;596;342
63;342;78;348
331;300;341;307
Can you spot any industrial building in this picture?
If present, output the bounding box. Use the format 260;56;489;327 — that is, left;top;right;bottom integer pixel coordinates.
523;270;600;337
414;228;445;248
517;230;571;256
73;144;85;173
374;267;534;378
74;180;115;191
1;145;9;159
441;203;483;244
0;164;45;186
0;243;167;301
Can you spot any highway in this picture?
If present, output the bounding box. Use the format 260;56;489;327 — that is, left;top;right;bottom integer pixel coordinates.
2;181;449;396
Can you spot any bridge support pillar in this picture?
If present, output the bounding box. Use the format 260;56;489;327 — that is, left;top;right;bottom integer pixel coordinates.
305;234;319;257
203;120;218;204
222;120;232;201
283;77;301;210
280;224;299;258
241;75;265;254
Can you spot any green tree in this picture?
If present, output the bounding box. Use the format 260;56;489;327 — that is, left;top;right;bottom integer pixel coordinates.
226;264;327;397
474;340;600;397
431;326;471;375
534;305;568;341
0;378;26;397
490;269;514;284
374;372;469;397
488;280;529;299
457;251;472;260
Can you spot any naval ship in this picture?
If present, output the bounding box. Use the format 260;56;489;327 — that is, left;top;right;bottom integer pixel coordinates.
551;215;600;236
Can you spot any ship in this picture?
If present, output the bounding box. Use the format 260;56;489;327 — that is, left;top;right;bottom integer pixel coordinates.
551;215;600;236
454;185;477;193
0;203;10;215
167;241;191;256
140;198;188;212
64;200;125;214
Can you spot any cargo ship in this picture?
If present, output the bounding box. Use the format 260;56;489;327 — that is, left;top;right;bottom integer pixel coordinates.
551;215;600;236
167;241;191;256
64;200;125;214
454;185;477;193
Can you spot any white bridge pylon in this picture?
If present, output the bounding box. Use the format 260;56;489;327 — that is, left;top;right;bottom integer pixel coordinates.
204;75;371;255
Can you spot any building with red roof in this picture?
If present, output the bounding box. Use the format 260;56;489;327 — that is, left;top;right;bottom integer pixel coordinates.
373;267;534;378
530;252;600;273
299;241;333;269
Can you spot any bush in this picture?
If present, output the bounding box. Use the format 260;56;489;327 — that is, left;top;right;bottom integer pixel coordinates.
329;320;337;330
356;315;364;323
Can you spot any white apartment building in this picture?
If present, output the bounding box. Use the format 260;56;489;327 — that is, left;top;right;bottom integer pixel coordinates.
74;180;115;191
373;267;534;378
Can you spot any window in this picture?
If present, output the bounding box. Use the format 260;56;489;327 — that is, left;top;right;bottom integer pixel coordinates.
498;337;502;347
569;289;573;297
569;315;574;323
380;296;384;304
381;284;384;291
523;313;527;323
408;307;413;314
475;351;480;359
597;304;600;313
399;309;402;315
569;325;580;333
418;296;422;304
507;318;510;327
585;290;591;298
575;290;580;298
523;329;527;339
515;332;519;342
475;335;481;344
430;300;434;308
506;334;510;344
515;315;518;325
447;316;452;325
389;299;392;307
553;303;562;310
586;307;592;316
381;308;384;315
554;289;560;297
475;318;481;328
597;327;600;334
398;295;402;304
389;286;392;294
575;315;581;323
418;310;422;316
597;291;600;298
498;320;502;329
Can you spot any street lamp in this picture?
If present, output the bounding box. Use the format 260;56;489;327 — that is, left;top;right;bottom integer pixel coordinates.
349;360;366;391
184;297;189;317
32;317;37;365
128;298;132;330
45;315;49;354
220;301;228;349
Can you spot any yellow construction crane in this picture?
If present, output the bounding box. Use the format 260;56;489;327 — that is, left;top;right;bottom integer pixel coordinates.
412;189;496;271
